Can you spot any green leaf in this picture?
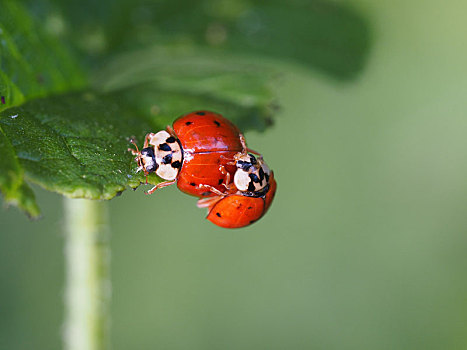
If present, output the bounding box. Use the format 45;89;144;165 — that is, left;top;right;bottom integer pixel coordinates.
47;0;370;79
0;124;40;217
0;93;153;203
0;0;86;111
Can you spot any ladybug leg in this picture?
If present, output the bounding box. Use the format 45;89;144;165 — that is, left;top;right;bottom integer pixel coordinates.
197;184;225;196
197;195;222;209
219;154;236;166
218;165;231;188
143;133;154;148
145;180;176;195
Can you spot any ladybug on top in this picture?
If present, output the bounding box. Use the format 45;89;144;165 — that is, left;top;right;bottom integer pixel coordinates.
129;111;276;228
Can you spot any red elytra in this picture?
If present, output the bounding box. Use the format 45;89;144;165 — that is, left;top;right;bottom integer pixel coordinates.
173;111;242;153
205;172;277;229
173;111;243;197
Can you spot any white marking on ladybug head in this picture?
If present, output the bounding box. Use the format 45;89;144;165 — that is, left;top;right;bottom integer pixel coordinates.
234;170;251;191
143;155;156;170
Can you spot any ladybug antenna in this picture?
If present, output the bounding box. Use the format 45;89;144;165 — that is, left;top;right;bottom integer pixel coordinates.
130;138;140;153
239;134;248;155
129;139;144;172
238;133;262;156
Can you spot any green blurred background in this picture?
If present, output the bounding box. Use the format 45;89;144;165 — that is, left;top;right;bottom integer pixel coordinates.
2;0;467;349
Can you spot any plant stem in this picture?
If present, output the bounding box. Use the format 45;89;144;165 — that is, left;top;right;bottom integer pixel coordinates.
63;198;111;350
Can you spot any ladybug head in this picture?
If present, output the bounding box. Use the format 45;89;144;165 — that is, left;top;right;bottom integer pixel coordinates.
130;138;158;174
233;153;271;194
138;147;158;173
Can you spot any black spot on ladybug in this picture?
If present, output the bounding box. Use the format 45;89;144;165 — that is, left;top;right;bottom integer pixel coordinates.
237;160;252;171
185;121;193;126
158;143;171;152
247;206;253;209
249;173;261;183
162;154;172;164
171;160;182;169
166;136;176;143
214;120;220;127
218;178;223;185
196;111;206;116
216;212;221;217
258;167;265;181
141;147;155;158
190;182;196;186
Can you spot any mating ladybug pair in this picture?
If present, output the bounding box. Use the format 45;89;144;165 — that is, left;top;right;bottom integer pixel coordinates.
129;111;276;228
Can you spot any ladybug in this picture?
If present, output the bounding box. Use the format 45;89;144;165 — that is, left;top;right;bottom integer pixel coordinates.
129;111;243;196
197;151;275;228
197;171;277;229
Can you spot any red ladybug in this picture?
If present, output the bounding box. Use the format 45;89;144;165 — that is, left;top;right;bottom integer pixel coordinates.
129;111;243;197
197;172;277;229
